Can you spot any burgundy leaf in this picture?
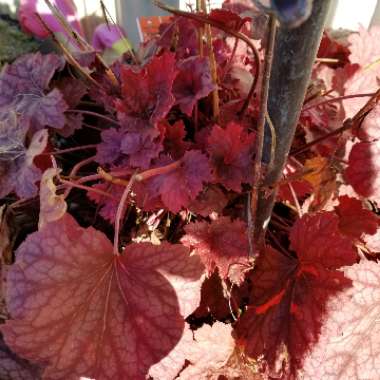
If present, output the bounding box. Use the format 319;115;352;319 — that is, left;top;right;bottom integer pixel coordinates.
173;56;215;116
188;185;228;217
56;78;87;109
334;195;379;239
115;52;177;133
163;120;189;159
182;216;249;283
2;214;205;380
154;150;212;213
317;31;350;66
158;17;199;58
302;261;380;380
87;182;125;223
235;213;358;378
121;131;163;169
345;140;380;202
208;8;251;31
207;122;255;192
56;78;87;137
192;272;231;321
0;52;67;130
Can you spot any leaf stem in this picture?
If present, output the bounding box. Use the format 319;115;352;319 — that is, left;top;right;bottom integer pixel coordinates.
98;159;182;187
135;160;181;182
113;172;138;256
63;156;96;198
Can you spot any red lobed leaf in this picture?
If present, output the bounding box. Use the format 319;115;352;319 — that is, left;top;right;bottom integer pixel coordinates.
158;17;200;59
235;212;358;378
302;261;380;380
345;140;380;202
188;185;228;217
317;32;350;67
151;150;212;213
208;8;251;31
2;214;205;380
87;182;126;223
334;195;379;239
115;52;177;134
121;130;164;169
207;122;255;192
163;120;189;160
181;216;249;283
173;56;215;116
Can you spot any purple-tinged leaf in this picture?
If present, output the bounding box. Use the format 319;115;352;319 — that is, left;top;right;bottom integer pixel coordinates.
121;131;163;169
173;56;215;116
0;52;67;130
0;334;42;380
96;128;124;165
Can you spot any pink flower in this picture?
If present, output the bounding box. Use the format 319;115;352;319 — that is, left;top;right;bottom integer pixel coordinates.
92;23;127;51
19;0;83;39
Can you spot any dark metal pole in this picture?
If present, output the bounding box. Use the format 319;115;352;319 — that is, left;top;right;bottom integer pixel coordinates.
255;0;332;237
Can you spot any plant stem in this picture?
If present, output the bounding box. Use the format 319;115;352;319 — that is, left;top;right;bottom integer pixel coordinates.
250;15;277;256
63;156;96;198
44;144;97;155
60;179;114;199
35;13;101;88
67;110;120;126
302;92;375;112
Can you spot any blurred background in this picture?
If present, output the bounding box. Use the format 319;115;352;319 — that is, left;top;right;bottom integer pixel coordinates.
1;0;380;49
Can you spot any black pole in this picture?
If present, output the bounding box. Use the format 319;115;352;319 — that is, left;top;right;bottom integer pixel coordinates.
255;0;332;237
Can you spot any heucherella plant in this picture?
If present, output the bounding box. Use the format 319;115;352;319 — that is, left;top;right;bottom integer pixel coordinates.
0;1;379;379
